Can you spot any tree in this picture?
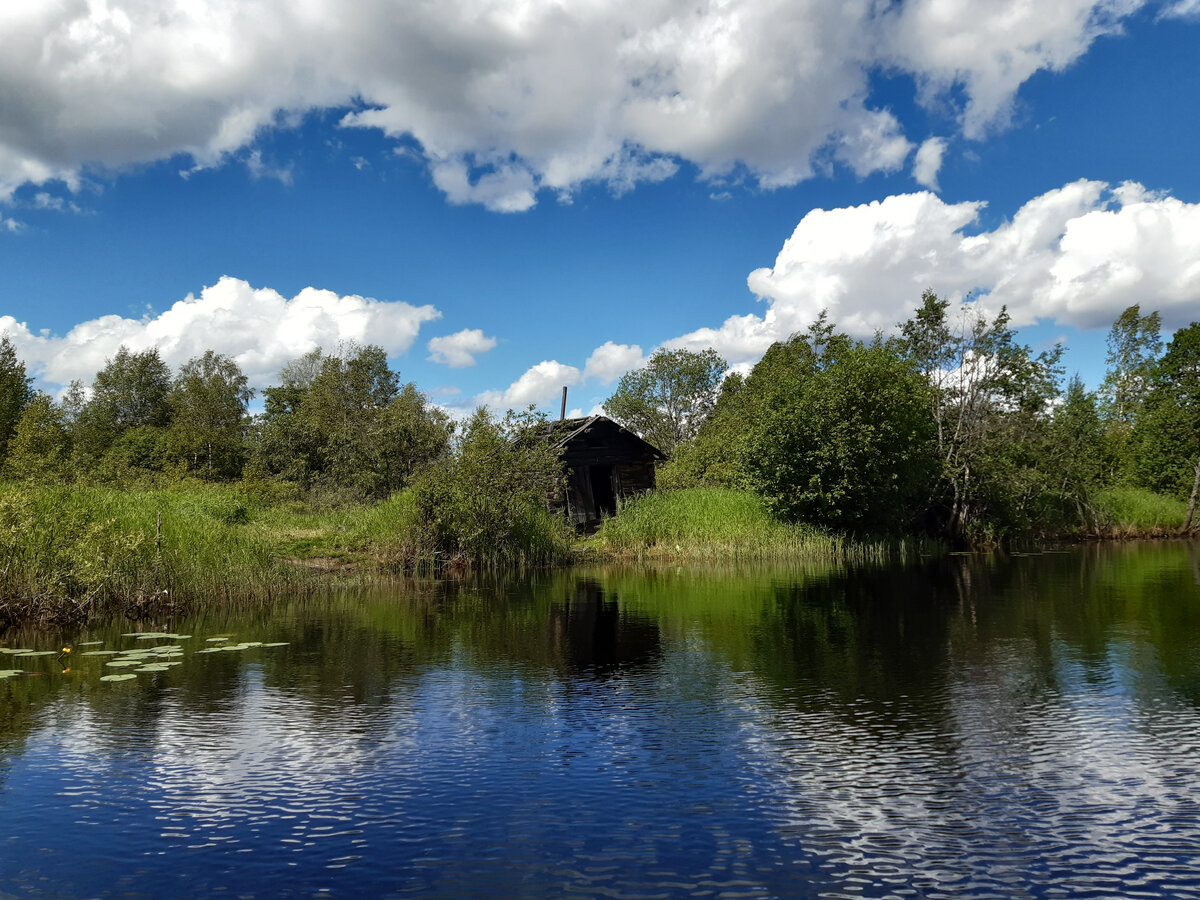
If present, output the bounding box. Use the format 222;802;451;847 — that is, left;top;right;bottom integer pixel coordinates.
1101;304;1163;426
3;392;70;481
1100;305;1163;480
603;347;726;458
0;335;32;463
75;346;173;462
1134;322;1200;530
253;344;450;498
1045;376;1106;529
744;331;936;533
899;294;1063;542
410;407;569;564
165;351;253;479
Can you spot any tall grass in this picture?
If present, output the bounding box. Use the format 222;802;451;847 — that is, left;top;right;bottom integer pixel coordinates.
1092;487;1187;535
596;487;935;562
0;481;312;626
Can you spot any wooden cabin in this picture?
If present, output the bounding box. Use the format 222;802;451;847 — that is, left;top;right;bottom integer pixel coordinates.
545;415;665;530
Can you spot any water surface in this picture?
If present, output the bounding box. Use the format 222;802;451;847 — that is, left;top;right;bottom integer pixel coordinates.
2;542;1199;898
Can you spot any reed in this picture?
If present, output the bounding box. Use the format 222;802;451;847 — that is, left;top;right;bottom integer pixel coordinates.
0;481;313;626
595;487;933;562
1091;487;1187;535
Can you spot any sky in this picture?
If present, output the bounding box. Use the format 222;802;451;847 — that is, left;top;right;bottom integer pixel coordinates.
1;0;1198;418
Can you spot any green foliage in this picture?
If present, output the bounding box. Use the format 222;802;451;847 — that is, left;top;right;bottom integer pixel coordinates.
0;481;304;624
1044;376;1106;529
665;316;936;535
253;345;451;499
746;333;936;533
3;393;71;481
1132;322;1200;527
74;346;173;464
165;350;253;479
900;294;1064;542
407;408;573;567
1092;487;1187;533
603;347;726;458
0;335;32;463
1100;304;1164;480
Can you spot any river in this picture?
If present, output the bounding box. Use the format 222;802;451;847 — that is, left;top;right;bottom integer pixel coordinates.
1;542;1199;898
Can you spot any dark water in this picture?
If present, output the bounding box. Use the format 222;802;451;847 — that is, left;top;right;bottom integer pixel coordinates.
2;542;1200;898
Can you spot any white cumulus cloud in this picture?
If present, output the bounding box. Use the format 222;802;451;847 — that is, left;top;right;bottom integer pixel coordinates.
0;276;440;390
666;179;1200;367
0;0;1154;210
913;137;947;190
427;328;498;367
475;360;582;411
583;341;645;383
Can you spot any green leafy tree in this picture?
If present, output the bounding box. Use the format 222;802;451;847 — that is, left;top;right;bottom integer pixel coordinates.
900;294;1064;542
1045;376;1106;529
75;346;173;463
253;344;450;499
1133;322;1200;529
0;335;33;462
165;351;253;479
604;347;727;458
3;392;71;481
1100;305;1163;479
745;331;937;533
410;408;569;564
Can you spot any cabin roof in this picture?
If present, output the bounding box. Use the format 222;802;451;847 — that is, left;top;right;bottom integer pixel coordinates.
544;415;666;460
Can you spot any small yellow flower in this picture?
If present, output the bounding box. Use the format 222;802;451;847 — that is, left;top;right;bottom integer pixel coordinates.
61;647;71;654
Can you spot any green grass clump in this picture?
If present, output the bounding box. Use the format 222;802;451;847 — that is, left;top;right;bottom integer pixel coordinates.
0;481;311;626
595;487;924;561
1092;487;1187;534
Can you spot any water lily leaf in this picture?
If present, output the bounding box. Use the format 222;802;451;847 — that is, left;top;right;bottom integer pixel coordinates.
14;651;58;657
76;641;105;647
205;637;230;643
81;651;120;657
135;665;170;673
134;633;173;641
194;648;225;654
0;669;23;678
260;643;290;648
1;649;32;654
105;660;141;668
100;673;137;682
164;634;192;640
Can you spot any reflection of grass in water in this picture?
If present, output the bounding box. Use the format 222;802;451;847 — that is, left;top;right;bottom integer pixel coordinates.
594;488;938;562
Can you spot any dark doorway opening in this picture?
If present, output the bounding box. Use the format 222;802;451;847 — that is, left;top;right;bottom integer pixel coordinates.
589;465;616;519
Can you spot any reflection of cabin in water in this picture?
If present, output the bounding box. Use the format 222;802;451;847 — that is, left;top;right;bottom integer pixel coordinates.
546;416;665;530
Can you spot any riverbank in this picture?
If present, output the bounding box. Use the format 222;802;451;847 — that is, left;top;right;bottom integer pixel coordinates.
0;480;1191;628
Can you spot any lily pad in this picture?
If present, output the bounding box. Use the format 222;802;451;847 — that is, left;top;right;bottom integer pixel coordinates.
0;669;23;678
100;673;137;682
76;641;105;647
135;665;170;673
1;648;32;655
134;633;174;641
205;637;230;643
105;660;141;668
260;643;290;648
80;651;120;657
14;651;58;657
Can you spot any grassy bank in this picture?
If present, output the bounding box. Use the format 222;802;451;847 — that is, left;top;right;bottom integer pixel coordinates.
1091;487;1189;536
0;481;317;627
4;477;1185;628
593;487;938;562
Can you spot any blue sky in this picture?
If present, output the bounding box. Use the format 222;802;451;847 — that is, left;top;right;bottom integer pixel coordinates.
1;0;1198;417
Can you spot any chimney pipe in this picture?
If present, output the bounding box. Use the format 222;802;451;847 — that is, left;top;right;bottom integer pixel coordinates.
560;386;568;421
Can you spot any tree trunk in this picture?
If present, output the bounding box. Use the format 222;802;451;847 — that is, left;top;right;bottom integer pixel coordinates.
1186;456;1200;533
